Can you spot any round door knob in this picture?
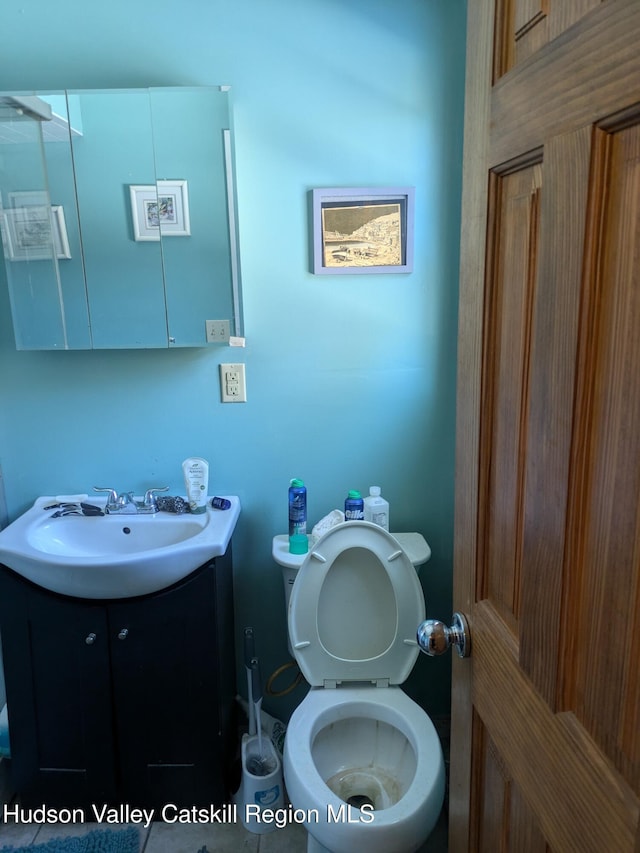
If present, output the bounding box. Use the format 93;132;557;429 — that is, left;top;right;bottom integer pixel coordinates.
85;632;97;645
417;611;470;658
117;628;129;640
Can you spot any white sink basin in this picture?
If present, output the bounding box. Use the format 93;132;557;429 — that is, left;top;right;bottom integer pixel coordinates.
0;495;241;599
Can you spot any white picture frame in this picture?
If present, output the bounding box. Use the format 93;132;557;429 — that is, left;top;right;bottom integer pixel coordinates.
1;204;71;261
129;180;191;242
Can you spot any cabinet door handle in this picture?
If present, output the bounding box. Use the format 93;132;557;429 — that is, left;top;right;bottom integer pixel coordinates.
85;632;97;645
117;628;129;640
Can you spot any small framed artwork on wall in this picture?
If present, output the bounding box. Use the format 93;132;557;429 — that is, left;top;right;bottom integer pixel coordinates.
311;186;414;275
130;180;191;241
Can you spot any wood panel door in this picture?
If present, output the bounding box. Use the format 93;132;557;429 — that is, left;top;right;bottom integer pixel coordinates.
451;1;640;849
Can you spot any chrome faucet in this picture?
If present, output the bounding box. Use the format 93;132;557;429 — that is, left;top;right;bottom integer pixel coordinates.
137;487;169;513
93;486;169;515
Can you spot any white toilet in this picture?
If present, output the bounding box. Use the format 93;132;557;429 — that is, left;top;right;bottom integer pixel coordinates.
280;521;445;853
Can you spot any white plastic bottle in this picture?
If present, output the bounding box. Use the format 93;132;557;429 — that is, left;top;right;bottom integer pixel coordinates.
363;486;389;531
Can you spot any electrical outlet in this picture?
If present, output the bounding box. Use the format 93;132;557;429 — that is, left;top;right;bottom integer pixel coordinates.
219;363;247;403
206;320;230;344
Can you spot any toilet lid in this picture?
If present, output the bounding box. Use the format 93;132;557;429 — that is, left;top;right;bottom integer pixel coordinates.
288;521;425;687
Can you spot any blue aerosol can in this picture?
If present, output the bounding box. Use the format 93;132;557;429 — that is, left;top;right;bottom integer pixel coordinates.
344;490;364;521
288;479;308;554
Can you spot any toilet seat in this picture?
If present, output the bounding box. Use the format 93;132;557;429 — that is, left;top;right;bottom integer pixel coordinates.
288;521;425;687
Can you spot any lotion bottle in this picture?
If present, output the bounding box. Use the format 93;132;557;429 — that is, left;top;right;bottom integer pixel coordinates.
182;457;209;514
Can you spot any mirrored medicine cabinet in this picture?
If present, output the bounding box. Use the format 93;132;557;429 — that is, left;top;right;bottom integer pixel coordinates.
0;87;242;350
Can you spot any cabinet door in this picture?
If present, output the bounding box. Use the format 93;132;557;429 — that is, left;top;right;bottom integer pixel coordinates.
150;88;236;346
109;561;228;809
0;95;90;350
69;90;167;348
0;570;117;808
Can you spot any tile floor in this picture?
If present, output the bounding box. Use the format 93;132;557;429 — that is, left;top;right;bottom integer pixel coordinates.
0;810;447;852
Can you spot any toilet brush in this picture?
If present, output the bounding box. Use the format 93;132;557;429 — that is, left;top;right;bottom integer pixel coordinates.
244;627;256;736
247;657;273;775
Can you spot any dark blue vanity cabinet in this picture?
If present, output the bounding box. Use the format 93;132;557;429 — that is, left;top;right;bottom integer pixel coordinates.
0;548;236;810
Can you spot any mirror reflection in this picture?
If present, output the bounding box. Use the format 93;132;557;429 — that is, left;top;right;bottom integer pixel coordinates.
0;87;241;350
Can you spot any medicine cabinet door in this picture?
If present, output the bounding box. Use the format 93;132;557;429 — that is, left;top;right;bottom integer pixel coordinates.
68;89;166;348
0;93;90;349
149;87;237;347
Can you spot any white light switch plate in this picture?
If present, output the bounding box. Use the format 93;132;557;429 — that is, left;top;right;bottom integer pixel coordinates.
219;363;246;403
206;320;230;343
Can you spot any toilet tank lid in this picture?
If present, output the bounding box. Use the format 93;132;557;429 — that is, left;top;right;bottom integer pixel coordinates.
272;532;430;570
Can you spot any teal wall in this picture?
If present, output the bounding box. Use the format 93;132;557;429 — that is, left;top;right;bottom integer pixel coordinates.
0;0;467;719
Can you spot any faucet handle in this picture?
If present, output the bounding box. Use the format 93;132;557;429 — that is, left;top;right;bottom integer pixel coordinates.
93;486;119;509
142;486;169;508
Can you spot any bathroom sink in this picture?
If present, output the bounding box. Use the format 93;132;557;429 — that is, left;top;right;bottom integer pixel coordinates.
30;514;203;556
0;495;240;599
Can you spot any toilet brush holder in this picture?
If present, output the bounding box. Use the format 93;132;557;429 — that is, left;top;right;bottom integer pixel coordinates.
234;733;284;833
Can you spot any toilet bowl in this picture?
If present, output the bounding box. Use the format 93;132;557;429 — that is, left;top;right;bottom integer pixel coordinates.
282;521;445;853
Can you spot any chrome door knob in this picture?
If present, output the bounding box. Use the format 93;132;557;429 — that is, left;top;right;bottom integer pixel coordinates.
85;632;97;645
117;628;129;640
417;611;471;658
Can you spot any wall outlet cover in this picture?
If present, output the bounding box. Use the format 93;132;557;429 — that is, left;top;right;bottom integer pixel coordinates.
219;363;246;403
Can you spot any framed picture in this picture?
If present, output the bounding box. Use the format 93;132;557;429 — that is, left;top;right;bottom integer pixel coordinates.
311;186;415;275
8;190;49;209
129;180;191;241
1;204;71;261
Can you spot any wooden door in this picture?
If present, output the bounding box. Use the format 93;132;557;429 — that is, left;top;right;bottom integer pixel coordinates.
451;1;640;849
